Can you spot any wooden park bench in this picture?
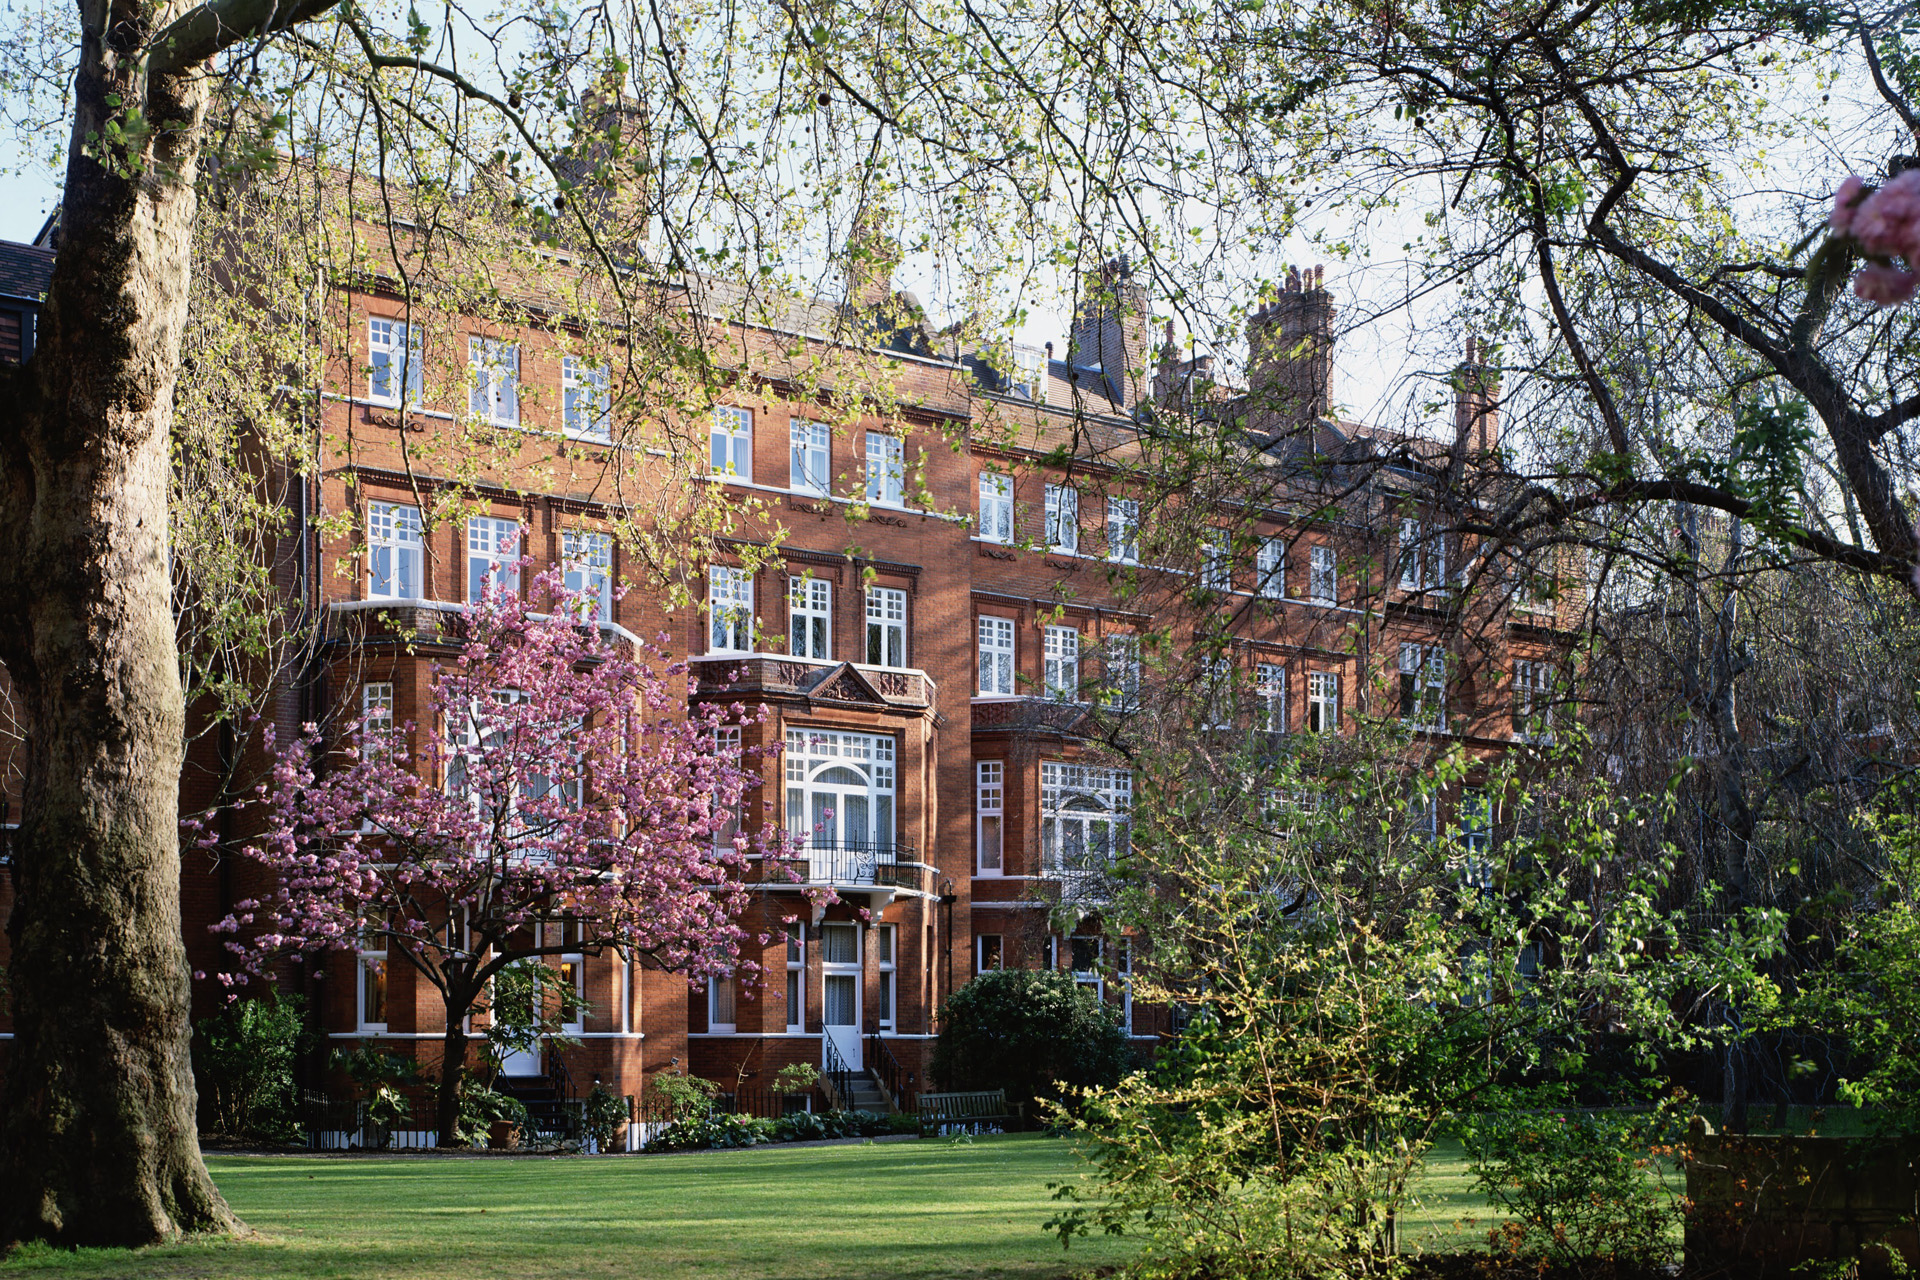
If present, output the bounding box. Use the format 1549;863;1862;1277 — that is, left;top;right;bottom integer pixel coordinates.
917;1089;1024;1136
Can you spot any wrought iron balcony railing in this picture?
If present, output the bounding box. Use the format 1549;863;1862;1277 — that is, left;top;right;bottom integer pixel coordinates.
765;840;928;891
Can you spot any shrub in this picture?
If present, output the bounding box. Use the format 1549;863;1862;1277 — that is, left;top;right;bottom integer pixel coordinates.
652;1071;722;1117
931;968;1129;1116
644;1111;769;1152
584;1085;627;1150
333;1046;426;1149
192;992;305;1141
1460;1096;1683;1275
772;1062;820;1095
457;1086;530;1147
772;1110;828;1143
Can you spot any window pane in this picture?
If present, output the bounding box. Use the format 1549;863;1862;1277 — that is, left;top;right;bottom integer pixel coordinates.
822;924;857;965
824;974;856;1025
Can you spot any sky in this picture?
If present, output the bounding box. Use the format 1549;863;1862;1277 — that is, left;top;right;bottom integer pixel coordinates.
0;34;1881;444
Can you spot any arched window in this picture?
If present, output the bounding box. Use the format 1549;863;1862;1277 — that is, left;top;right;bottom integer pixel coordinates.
1040;762;1130;878
784;730;897;882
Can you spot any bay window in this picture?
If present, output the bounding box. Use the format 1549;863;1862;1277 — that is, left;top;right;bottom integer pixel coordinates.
1040;761;1131;879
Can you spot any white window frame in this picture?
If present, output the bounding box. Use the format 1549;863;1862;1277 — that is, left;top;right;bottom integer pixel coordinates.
361;682;395;761
562;357;612;442
1307;670;1340;732
865;433;905;506
1398;518;1446;592
865;586;907;668
789;574;832;660
979;472;1014;544
1459;791;1493;890
1043;625;1080;702
1257;537;1285;599
790;418;830;495
1410;793;1439;843
1513;659;1556;741
711;724;743;854
976;934;1004;973
1200;539;1231;592
467;337;520;426
784;729;897;860
977;615;1015;696
1107;498;1140;564
1256;662;1286;732
1045;484;1080;553
446;688;582;830
711;406;753;480
561;530;613;623
708;974;737;1034
1008;344;1047;401
976;760;1004;875
1103;634;1141;711
366;502;423;600
466;516;522;604
1309;545;1337;605
1070;936;1104;1000
357;940;389;1033
558;952;586;1037
1202;657;1234;729
784;922;806;1032
368;318;422;406
1400;643;1449;732
1040;762;1131;879
876;925;897;1031
709;565;755;653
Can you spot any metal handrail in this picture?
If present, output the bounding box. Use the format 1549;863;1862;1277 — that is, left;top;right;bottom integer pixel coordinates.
545;1043;576;1101
821;1032;854;1111
867;1033;912;1113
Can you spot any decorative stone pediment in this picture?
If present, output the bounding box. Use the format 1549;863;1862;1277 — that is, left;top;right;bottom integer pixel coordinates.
689;654;933;710
808;662;891;707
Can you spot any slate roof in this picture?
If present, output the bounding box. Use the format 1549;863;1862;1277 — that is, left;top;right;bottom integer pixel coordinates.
0;241;54;303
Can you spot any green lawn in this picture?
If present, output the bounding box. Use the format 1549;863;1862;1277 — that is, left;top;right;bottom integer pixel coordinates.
0;1136;1138;1280
0;1133;1532;1279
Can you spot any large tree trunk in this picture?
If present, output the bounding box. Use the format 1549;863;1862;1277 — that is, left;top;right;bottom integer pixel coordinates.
0;3;235;1245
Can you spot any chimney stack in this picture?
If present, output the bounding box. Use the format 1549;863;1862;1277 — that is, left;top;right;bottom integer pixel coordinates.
846;206;902;311
551;77;653;243
1068;257;1150;408
1453;334;1500;456
1245;264;1334;436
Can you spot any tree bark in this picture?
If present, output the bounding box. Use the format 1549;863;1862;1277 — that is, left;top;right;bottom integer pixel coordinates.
436;1014;473;1147
0;1;235;1243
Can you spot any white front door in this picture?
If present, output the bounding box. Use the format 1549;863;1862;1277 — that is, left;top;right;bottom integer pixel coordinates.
820;923;863;1072
501;1041;542;1077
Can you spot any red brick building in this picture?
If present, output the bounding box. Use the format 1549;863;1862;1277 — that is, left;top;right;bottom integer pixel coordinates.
0;222;1572;1137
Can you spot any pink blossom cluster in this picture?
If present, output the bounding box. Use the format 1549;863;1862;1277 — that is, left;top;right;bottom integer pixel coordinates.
1832;172;1920;306
214;561;802;1001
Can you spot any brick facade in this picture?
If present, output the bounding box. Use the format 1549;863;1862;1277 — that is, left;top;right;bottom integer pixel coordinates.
0;228;1574;1116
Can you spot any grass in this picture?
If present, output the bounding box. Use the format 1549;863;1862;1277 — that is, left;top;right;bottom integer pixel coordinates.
1399;1136;1511;1255
0;1127;1707;1278
0;1135;1137;1280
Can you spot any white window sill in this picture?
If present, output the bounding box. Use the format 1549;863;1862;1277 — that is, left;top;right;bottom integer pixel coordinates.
697;474;964;523
324;391;616;446
328;598;640;644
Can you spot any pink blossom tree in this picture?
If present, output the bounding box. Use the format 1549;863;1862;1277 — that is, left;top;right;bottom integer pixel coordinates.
1831;172;1920;306
218;565;785;1145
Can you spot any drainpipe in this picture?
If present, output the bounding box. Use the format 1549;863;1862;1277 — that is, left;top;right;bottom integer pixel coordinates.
937;877;957;1031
